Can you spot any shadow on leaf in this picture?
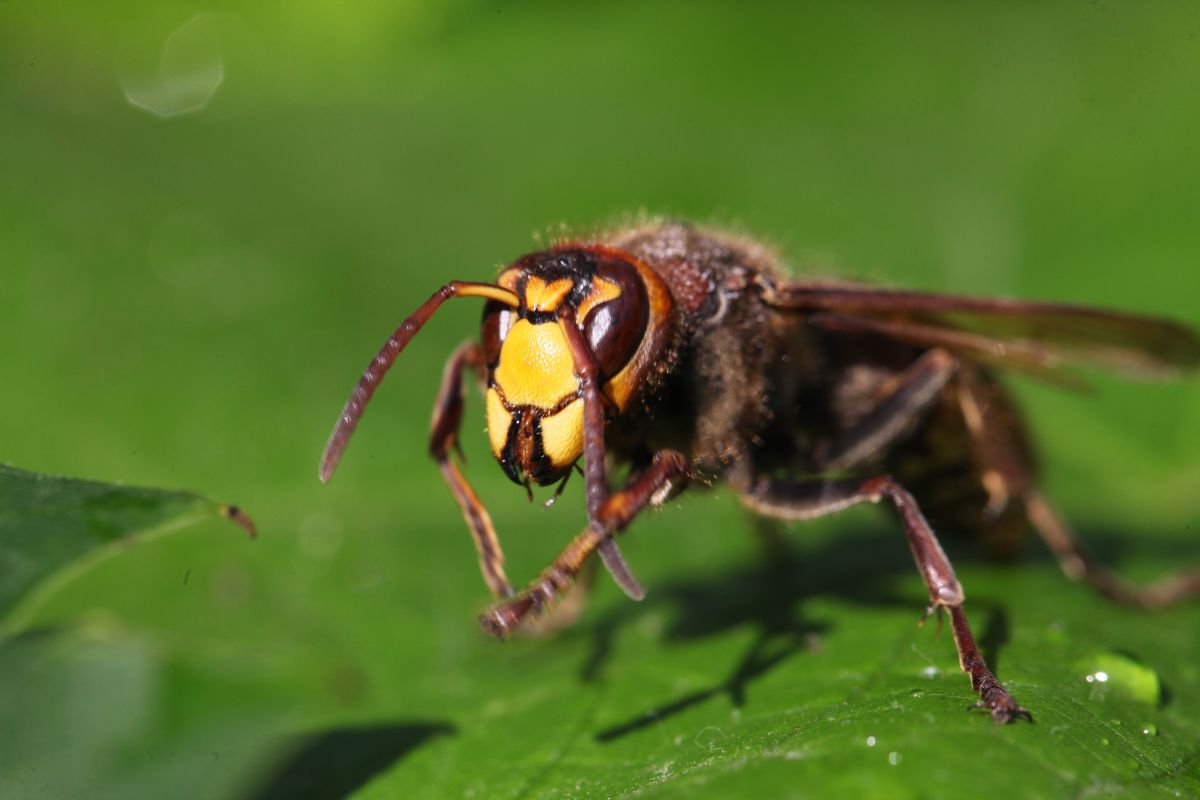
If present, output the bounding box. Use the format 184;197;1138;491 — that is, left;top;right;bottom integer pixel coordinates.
584;511;1103;741
589;520;919;741
978;605;1010;674
246;722;454;800
585;510;1200;742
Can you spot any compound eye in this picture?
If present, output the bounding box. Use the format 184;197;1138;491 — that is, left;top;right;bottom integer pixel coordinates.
583;259;649;378
481;300;514;365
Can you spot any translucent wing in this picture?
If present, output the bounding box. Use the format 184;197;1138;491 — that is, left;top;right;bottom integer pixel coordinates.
758;279;1200;381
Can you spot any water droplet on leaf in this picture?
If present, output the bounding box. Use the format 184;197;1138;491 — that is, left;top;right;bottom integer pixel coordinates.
693;726;726;751
1077;650;1161;705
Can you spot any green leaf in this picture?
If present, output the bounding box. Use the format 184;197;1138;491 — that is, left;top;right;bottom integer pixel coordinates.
311;513;1200;800
0;466;297;797
4;1;1200;798
0;625;298;800
0;464;254;635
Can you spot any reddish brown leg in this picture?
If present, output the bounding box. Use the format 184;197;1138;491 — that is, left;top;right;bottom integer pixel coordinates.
430;341;513;598
480;450;690;637
520;553;599;636
954;368;1200;609
814;348;958;472
1024;491;1200;609
742;474;1030;723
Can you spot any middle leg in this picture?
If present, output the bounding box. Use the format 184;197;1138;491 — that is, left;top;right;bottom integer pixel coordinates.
742;474;1030;723
814;347;958;472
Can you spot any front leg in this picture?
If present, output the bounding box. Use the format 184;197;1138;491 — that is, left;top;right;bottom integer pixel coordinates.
743;474;1031;723
480;449;691;637
430;340;513;598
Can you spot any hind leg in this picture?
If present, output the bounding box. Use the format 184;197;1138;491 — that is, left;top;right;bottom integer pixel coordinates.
954;366;1200;609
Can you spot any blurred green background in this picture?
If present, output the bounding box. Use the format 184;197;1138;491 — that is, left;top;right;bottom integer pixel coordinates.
3;2;1200;798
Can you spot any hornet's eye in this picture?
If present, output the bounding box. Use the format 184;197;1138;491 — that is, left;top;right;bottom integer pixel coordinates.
583;258;649;379
481;299;515;366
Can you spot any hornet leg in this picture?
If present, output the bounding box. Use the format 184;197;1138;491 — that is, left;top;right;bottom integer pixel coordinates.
430;340;513;598
741;474;1030;723
480;450;691;637
953;367;1200;609
814;348;958;472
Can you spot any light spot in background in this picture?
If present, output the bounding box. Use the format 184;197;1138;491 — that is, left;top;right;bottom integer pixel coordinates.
148;212;223;288
211;563;253;608
635;610;665;640
298;512;346;560
79;609;124;635
121;14;225;118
